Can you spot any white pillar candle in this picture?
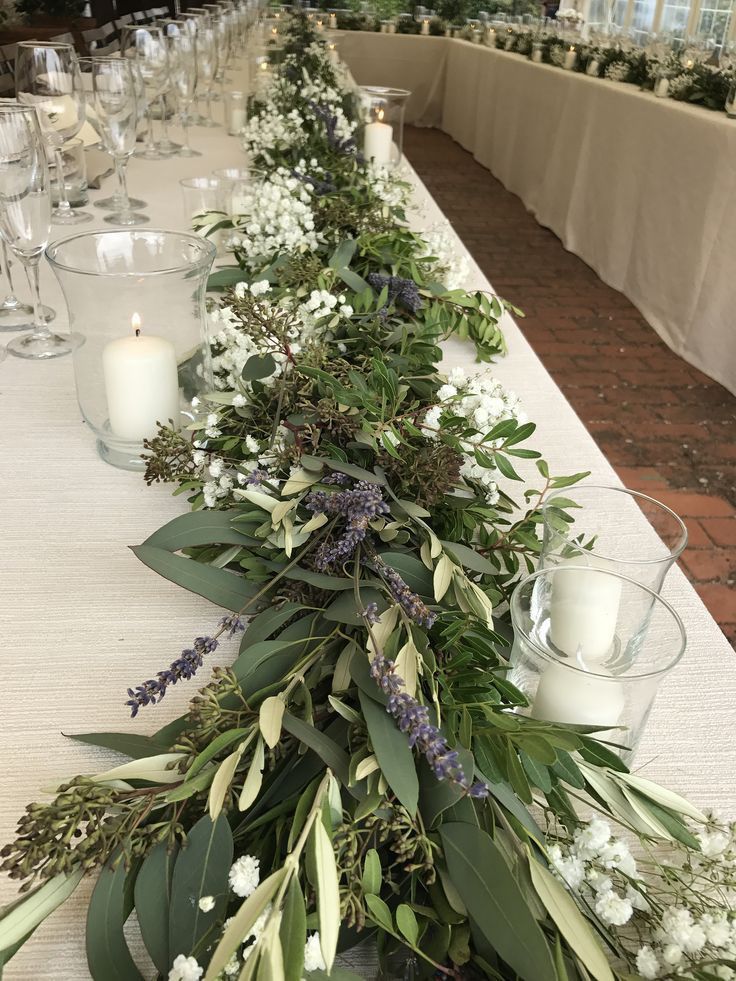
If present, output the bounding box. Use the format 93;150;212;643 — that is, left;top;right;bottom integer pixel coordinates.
102;314;180;441
531;46;543;62
327;43;338;64
421;18;430;34
531;662;625;729
228;107;247;134
364;110;393;166
485;27;496;46
316;19;324;31
388;22;396;33
655;77;669;97
548;557;622;662
563;46;577;70
329;12;337;28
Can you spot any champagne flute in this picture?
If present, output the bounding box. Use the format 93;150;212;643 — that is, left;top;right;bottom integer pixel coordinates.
88;58;148;226
167;24;201;157
14;42;93;225
196;20;220;126
0;105;73;359
121;24;170;160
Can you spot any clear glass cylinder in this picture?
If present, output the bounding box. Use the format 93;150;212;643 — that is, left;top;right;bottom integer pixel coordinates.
530;40;543;62
46;230;216;470
540;485;687;593
509;568;686;760
224;90;248;134
358;86;411;169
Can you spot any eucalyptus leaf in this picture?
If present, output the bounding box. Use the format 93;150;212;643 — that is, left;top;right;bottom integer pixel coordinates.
135;841;179;976
0;870;83;952
312;820;340;971
86;860;144;981
280;878;307;981
132;545;259;612
359;691;419;815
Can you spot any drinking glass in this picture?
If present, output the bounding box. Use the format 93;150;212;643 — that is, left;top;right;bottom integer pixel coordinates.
167;26;201;157
14;42;93;225
508;567;686;761
89;58;148;226
179;12;209;123
539;485;687;594
121;25;169;160
0;239;35;331
0;105;73;359
196;21;220;126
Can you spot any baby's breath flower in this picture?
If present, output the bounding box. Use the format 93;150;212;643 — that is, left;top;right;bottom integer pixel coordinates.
168;954;203;981
229;854;260;898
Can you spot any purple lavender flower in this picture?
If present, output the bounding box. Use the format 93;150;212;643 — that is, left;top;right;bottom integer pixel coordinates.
370;653;488;798
246;468;269;487
368;553;436;628
308;101;357;156
220;614;246;637
125;636;219;717
291;168;336;196
361;601;380;624
367;273;424;314
305;479;390;570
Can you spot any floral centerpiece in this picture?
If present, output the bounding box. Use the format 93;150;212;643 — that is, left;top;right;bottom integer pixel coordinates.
1;17;735;981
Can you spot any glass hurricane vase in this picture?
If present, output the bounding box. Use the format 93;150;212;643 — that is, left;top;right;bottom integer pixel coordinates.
46;229;216;470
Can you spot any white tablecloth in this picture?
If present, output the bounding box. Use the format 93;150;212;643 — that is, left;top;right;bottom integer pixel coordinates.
337;32;736;398
2;62;735;981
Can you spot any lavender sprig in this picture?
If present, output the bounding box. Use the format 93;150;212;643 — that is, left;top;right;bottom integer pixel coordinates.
368;552;436;628
125;636;219;717
305;479;390;570
308;100;358;156
370;654;488;799
367;272;424;314
291;168;336;196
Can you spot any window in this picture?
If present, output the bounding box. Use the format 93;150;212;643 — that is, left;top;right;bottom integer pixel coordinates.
695;0;732;41
659;0;692;35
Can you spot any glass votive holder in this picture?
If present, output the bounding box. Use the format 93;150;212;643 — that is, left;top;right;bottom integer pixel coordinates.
224;90;247;134
540;485;687;594
508;568;686;760
485;25;497;46
530;40;543;62
45;230;216;471
358;86;411;169
563;44;578;69
586;52;601;75
726;80;736;117
180;176;225;225
50;138;89;208
211;167;255;213
504;27;515;49
654;71;671;98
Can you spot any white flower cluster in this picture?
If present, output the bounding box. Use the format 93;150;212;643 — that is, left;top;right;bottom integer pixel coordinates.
227;167;321;270
297;288;354;330
604;61;631;82
190;853;327;979
366;162;408;209
556;7;585;20
242;104;306;161
422;224;471;290
548;819;643;929
668;72;694;97
421;367;525;505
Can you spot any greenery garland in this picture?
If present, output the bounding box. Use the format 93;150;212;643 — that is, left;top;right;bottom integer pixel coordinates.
1;18;735;981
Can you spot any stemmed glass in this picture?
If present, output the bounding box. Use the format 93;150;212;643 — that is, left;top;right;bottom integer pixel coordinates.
14;42;93;225
0;105;72;359
213;11;234;103
167;24;201;157
88;58;148;226
0;239;55;330
121;25;170;160
196;20;220;126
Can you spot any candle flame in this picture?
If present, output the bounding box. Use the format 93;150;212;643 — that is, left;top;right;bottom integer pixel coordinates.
377;107;385;122
569;44;575;51
260;61;268;70
132;312;142;337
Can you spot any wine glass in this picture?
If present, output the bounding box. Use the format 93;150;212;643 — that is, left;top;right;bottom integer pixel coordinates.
87;58;148;226
121;25;170;160
14;42;93;225
0;238;55;330
0;105;73;359
167;24;201;157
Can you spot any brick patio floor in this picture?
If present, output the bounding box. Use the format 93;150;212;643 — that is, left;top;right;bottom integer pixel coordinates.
404;126;736;646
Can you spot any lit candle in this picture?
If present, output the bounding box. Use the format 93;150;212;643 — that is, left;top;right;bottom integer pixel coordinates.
316;18;324;31
531;662;625;729
548;558;622;663
363;106;392;166
421;17;429;34
485;26;496;46
270;25;278;37
102;313;180;441
685;58;694;68
329;11;337;28
327;41;338;63
563;45;577;70
504;28;514;49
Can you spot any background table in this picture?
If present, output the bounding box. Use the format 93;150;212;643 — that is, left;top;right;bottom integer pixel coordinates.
2;65;736;980
337;32;736;399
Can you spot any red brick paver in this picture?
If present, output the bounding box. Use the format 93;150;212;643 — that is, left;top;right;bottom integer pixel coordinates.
404;126;736;647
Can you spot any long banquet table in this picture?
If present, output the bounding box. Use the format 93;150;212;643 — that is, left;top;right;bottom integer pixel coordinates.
337;31;736;399
2;58;736;980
